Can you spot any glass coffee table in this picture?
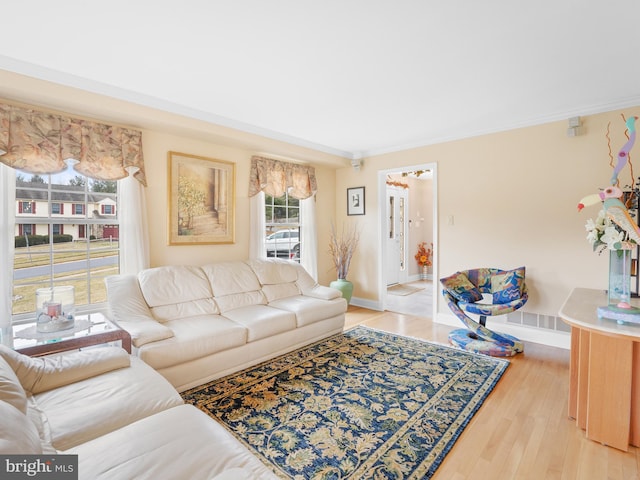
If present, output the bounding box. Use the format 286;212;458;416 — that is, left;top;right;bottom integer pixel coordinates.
12;312;131;357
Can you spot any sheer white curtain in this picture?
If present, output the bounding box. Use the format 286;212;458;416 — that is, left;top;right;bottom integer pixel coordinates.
249;191;266;259
300;195;318;280
0;163;15;346
118;167;150;275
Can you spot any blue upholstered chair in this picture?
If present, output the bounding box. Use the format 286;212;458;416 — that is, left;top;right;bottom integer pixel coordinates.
440;267;527;357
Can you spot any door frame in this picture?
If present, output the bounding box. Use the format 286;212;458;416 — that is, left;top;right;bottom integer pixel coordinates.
377;162;438;319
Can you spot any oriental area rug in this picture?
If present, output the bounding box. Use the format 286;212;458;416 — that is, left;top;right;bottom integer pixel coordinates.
182;326;508;479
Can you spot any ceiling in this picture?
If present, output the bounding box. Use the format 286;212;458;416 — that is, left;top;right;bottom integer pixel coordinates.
1;1;639;160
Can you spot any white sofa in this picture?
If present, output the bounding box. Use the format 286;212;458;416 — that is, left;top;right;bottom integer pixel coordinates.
105;258;347;391
0;345;278;480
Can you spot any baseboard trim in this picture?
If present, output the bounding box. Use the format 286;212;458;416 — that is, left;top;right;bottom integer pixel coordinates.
435;312;570;350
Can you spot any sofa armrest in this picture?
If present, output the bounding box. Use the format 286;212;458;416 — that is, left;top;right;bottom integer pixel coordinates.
291;263;342;300
105;274;175;348
0;345;130;395
115;315;175;348
302;284;343;301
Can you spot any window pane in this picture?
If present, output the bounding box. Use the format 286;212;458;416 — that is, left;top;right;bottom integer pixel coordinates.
13;166;120;319
264;193;301;262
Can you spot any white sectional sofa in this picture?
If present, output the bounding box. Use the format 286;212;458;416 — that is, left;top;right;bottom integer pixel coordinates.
105;258;347;391
0;345;277;480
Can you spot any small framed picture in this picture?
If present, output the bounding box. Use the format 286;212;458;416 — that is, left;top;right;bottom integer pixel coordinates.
347;187;365;216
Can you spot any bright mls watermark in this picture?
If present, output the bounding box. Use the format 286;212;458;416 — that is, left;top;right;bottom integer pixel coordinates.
1;455;77;479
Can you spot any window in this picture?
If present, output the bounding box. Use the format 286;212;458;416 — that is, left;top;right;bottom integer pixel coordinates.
102;204;115;215
20;224;34;236
264;192;300;261
20;201;34;214
13;168;120;322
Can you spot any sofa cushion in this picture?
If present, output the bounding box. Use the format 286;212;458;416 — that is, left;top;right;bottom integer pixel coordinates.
0;355;27;413
262;282;301;302
440;271;483;303
0;345;130;395
67;405;278;479
269;296;348;327
222;305;297;342
246;258;298;285
202;261;262;296
139;315;247;369
203;262;267;313
0;400;42;454
26;396;56;454
491;266;526;304
138;266;218;321
33;356;183;451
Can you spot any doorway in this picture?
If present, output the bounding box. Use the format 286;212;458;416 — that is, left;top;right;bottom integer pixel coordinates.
378;163;437;320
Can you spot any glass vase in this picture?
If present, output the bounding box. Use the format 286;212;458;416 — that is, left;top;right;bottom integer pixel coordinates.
608;249;632;306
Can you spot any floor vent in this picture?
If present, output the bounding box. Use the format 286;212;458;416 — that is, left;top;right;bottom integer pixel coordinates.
506;311;571;333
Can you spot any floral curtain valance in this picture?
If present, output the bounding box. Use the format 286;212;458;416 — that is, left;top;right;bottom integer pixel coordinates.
0;103;146;185
248;155;317;199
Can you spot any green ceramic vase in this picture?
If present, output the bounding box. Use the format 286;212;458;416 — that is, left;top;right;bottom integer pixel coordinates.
330;278;354;304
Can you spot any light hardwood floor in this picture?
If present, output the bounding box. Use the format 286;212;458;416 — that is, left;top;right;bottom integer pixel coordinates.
345;303;640;480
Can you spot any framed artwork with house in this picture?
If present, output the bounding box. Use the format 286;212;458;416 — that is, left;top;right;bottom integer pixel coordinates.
168;151;235;245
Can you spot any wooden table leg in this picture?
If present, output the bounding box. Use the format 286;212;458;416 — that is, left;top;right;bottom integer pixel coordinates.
586;333;633;451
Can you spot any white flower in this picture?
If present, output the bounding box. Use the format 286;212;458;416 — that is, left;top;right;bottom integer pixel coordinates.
586;229;599;244
584;208;634;253
601;225;624;250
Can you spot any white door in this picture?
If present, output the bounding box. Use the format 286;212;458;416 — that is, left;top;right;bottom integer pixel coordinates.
385;187;408;286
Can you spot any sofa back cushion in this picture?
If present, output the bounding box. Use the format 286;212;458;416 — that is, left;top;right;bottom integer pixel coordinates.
202;262;266;313
0;400;43;454
246;259;301;302
0;355;27;414
138;266;218;322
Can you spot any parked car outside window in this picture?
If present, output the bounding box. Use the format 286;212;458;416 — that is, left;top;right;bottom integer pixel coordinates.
265;229;300;259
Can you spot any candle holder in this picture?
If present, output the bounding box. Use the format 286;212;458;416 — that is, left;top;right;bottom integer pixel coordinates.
35;286;75;332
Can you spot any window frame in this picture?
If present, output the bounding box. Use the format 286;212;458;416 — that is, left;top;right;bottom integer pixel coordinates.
264;192;301;261
12;174;120;324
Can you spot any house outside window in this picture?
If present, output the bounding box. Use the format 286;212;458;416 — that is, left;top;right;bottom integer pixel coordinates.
264;192;300;261
12;168;120;321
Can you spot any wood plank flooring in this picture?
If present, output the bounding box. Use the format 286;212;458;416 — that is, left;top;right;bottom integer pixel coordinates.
345;304;640;480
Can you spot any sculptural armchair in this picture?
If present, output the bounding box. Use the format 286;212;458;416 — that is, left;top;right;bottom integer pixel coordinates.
440;267;527;357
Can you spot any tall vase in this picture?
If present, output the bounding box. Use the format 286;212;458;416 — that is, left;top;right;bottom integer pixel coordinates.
608;249;632;306
330;278;354;304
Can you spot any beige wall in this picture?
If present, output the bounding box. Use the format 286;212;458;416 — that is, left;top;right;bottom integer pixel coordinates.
142;129;338;279
337;108;640;320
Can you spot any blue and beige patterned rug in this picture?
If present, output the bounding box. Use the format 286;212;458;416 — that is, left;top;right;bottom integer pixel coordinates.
182;326;508;479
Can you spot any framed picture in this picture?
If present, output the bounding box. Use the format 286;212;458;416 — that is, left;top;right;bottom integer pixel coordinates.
168;151;235;245
347;187;365;216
